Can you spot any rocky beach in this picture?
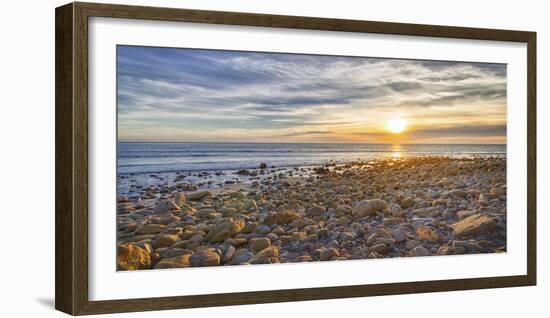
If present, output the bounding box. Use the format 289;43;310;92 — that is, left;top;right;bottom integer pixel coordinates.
117;156;506;271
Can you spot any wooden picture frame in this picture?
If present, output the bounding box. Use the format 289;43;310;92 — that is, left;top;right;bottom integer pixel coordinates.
55;2;536;315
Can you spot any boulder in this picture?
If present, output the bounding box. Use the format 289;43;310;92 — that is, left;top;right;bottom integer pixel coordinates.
248;237;271;253
117;244;151;270
263;210;301;225
189;249;221;267
206;218;245;242
248;246;279;264
306;204;325;217
352;199;388;217
135;224;165;235
411;207;441;218
452;214;497;237
153;254;191;269
187;190;212;201
320;248;340;261
410;245;430;257
153;200;180;214
152;234;180;249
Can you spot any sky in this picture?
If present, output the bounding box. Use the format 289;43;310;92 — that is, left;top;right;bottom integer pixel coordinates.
117;45;506;144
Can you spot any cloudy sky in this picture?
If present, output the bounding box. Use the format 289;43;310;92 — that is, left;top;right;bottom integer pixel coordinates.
117;45;506;144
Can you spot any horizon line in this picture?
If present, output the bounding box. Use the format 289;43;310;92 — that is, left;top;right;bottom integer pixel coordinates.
117;141;507;146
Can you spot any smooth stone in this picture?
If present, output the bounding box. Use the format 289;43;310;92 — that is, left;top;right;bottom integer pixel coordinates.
187;190;212;201
320;248;340;261
352;199;388;217
410;245;430;257
248;237;272;253
306;204;325;217
189;249;221;267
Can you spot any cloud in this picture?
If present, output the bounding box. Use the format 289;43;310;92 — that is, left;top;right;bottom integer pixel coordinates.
117;45;507;143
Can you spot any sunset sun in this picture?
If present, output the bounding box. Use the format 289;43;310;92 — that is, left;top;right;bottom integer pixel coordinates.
387;117;408;134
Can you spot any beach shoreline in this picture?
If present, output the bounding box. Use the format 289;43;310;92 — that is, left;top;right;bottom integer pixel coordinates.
117;156;507;270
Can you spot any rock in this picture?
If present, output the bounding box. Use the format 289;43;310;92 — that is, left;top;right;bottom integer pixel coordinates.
187;190;211;201
352;199;388;217
161;248;192;259
152;234;180;249
135;224;165;235
248;246;279;264
222;245;236;262
457;210;477;221
259;162;268;169
249;237;271;253
410;245;430;257
294;255;314;262
392;228;408;242
491;187;506;196
189;249;221;267
256;225;271;235
117;244;151;270
366;233;378;245
390;204;403;216
370;243;387;254
153;200;180;214
232;250;255;264
405;240;421;250
320;248;340;261
437;245;452;255
263;210;301;225
154;254;191;269
452;240;482;252
428;190;440;199
411;207;441;218
173;192;186;207
206;218;245;242
452;214;497;237
400;197;415;209
383;217;405;227
306;204;325;217
441;189;467;198
416;226;440;242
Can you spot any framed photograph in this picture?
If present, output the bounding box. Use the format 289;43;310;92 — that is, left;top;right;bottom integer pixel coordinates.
55;2;536;315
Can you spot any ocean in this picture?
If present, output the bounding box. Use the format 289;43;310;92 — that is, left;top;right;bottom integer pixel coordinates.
117;142;505;196
118;142;506;174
